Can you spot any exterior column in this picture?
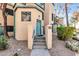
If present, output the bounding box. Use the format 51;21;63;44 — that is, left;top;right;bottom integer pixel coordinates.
44;3;53;26
45;25;52;49
27;24;33;49
44;3;53;49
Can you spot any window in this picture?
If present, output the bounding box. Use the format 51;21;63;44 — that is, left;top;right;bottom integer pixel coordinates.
21;12;31;21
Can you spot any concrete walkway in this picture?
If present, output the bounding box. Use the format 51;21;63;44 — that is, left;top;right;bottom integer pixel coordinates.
49;33;75;56
31;49;50;56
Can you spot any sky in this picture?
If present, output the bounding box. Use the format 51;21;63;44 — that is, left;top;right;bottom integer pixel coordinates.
54;3;79;26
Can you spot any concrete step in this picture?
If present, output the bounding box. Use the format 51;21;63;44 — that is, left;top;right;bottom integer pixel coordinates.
33;45;47;49
33;41;46;45
35;36;45;39
33;35;47;49
34;39;45;42
35;37;45;39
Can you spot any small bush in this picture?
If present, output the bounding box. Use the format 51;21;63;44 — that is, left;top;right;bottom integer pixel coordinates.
57;25;65;40
57;26;75;40
0;35;8;50
0;26;4;35
64;27;75;40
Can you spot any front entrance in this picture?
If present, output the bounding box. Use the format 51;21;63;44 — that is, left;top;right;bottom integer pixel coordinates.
36;20;42;36
33;20;46;49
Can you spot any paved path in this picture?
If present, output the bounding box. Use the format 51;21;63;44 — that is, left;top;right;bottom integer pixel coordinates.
31;49;50;56
49;33;75;56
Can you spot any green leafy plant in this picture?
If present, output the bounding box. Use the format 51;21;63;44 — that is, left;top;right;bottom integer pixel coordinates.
57;26;75;40
0;35;8;50
57;25;65;40
64;27;75;40
0;26;4;35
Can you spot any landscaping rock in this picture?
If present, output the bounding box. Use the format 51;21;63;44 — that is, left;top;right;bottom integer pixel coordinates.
65;40;79;52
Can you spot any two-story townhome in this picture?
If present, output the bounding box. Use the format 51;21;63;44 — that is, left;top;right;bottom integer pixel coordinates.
0;3;54;49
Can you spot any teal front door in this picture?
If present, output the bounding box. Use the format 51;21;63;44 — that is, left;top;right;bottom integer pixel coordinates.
36;20;41;36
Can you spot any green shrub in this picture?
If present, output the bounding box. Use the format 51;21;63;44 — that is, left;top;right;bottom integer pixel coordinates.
57;26;75;40
57;25;65;40
0;26;3;35
0;35;8;50
64;27;75;40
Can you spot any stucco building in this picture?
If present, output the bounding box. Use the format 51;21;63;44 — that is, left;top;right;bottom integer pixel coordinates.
0;3;54;49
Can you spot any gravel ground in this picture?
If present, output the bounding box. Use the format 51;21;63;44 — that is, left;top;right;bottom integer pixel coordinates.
49;33;75;56
0;38;31;56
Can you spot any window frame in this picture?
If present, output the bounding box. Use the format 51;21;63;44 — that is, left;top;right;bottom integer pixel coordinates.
21;11;31;21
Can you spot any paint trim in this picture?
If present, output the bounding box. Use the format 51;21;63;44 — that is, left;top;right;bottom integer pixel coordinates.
13;3;16;8
34;3;45;10
14;7;43;13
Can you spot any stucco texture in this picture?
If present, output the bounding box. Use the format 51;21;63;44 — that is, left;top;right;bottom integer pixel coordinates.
15;8;42;40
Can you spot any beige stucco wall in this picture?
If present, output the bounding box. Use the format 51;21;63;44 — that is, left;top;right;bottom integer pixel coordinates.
44;3;54;26
15;8;42;40
7;15;14;26
7;15;14;36
44;3;53;49
45;25;52;49
7;4;13;10
0;10;14;37
0;11;14;26
0;4;13;25
27;24;33;49
0;10;4;26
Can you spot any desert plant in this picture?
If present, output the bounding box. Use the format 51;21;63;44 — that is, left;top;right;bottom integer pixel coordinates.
0;35;8;50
